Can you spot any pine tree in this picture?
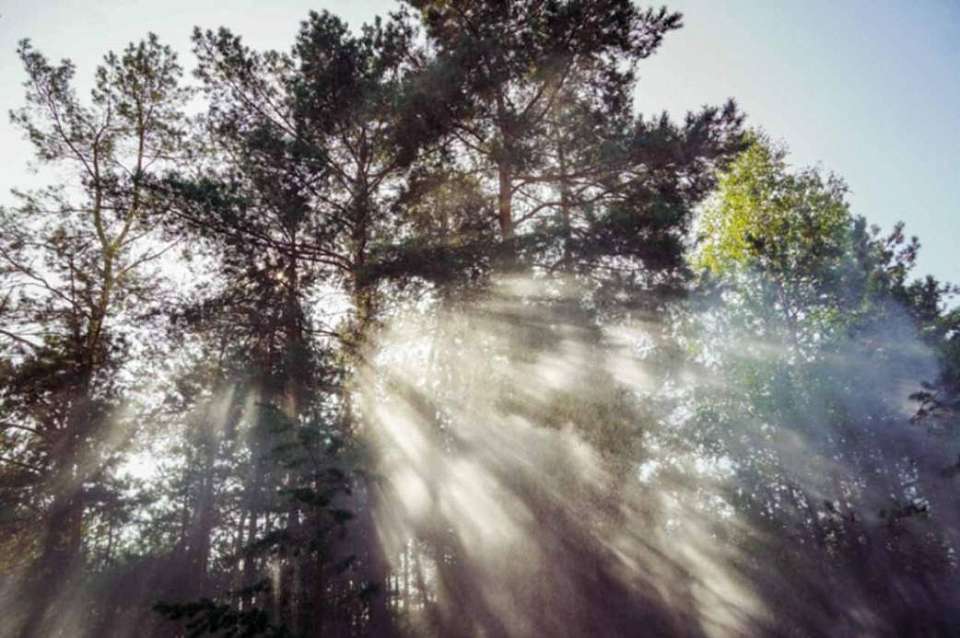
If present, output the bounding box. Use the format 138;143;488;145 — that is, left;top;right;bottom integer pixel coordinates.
0;34;188;636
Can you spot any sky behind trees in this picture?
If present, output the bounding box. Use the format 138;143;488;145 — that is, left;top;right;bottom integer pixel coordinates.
0;0;956;286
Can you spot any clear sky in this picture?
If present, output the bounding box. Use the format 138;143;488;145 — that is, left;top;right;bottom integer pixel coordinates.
1;0;957;287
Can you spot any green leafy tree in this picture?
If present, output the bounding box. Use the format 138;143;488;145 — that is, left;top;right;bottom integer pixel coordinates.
683;135;960;633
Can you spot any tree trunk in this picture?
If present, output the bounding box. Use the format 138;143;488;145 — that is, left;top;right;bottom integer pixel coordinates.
183;433;217;599
20;373;91;638
241;503;259;610
278;242;305;633
558;141;572;270
498;162;514;240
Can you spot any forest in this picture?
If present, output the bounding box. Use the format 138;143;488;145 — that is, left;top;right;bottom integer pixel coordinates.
1;1;958;636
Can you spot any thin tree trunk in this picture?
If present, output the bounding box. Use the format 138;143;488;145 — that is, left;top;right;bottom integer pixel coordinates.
242;504;259;610
498;162;514;240
557;137;572;270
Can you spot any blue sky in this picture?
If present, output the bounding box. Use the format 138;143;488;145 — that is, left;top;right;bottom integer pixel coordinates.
1;0;956;288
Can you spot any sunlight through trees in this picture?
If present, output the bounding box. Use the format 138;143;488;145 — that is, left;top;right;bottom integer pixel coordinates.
0;2;957;637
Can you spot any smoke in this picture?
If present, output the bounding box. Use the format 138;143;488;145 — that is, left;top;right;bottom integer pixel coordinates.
360;273;960;637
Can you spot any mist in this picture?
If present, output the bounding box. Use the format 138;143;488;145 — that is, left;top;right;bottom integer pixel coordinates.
352;273;959;637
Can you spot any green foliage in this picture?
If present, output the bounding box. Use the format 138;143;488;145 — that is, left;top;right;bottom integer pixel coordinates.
696;134;851;278
155;590;295;638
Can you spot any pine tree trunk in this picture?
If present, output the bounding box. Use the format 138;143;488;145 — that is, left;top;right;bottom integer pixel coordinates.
558;138;572;270
20;372;91;638
498;162;514;240
184;437;216;599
